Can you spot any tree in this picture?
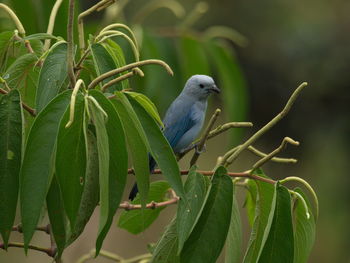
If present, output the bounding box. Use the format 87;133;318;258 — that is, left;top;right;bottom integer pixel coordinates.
0;1;317;262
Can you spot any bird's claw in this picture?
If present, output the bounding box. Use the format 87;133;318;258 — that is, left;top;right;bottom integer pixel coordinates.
195;144;206;154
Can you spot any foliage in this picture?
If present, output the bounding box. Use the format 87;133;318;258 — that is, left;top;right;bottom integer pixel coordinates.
0;1;317;263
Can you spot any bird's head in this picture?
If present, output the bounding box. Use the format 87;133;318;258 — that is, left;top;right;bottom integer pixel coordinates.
183;75;220;100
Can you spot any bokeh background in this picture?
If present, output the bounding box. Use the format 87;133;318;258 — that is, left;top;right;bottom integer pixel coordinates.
0;0;349;262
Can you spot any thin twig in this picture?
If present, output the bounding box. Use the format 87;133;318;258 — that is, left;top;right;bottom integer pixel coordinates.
178;122;252;160
207;122;253;139
75;49;91;71
12;224;50;234
190;109;221;166
24;40;34;53
252;137;299;169
119;189;179;210
101;71;134;92
88;59;173;89
44;0;64;51
127;168;276;185
222;82;307;166
13;33;35;55
0;242;54;257
247;145;297;164
67;0;76;88
0;88;36;117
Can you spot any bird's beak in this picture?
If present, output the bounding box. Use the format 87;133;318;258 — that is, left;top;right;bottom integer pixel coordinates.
210;84;220;94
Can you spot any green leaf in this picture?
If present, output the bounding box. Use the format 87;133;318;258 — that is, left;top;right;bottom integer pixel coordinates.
293;187;316;263
125;91;163;128
102;39;129;91
180;166;233;263
66;128;99;246
110;92;149;206
127;95;186;201
4;53;37;89
176;166;207;253
22;33;58;41
46;175;67;257
151;217;180;263
118;181;171;234
245;179;258;227
88;90;128;255
259;183;294;263
178;36;210;79
206;41;248;143
88;96;110;250
0;89;23;246
0;31;14;71
90;43;123;92
36;42;68;112
55;93;86;226
243;170;277;263
20;90;71;249
225;185;243;263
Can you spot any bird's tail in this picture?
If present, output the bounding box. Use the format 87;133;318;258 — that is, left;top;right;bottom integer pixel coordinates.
129;183;139;200
128;155;156;200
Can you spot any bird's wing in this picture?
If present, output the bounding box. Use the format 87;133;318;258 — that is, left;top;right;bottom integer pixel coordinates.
163;106;196;149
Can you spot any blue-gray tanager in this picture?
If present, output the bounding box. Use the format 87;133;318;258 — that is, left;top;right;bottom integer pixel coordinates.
129;75;220;200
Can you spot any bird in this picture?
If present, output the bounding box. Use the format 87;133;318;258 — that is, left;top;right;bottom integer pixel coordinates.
129;74;220;200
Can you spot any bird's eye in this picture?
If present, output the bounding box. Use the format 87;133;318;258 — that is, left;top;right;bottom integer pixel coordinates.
199;84;204;88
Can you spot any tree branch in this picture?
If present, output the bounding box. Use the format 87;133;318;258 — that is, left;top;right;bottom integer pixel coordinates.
0;242;54;257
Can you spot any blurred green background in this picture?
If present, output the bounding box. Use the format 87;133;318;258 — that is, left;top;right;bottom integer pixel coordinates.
0;0;349;262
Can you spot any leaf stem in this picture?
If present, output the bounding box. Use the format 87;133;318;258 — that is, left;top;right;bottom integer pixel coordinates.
280;176;319;219
290;190;311;219
100;23;139;49
88;59;173;89
44;0;64;51
77;0;115;53
67;0;76;88
101;71;134;92
0;4;25;35
66;79;85;128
